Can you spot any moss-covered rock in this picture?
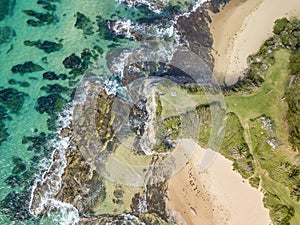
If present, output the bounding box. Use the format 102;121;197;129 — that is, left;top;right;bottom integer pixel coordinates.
11;61;44;74
24;40;63;53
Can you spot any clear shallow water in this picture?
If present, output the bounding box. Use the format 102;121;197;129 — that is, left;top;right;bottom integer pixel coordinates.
0;0;206;224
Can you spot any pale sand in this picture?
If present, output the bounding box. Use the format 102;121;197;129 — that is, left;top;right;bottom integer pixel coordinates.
211;0;300;85
167;139;271;225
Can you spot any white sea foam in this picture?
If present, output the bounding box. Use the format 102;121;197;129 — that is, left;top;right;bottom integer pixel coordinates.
178;0;209;18
47;199;79;225
110;18;177;41
117;0;168;13
110;19;135;39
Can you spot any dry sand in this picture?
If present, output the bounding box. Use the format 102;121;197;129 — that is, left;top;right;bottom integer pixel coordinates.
211;0;300;85
167;139;271;225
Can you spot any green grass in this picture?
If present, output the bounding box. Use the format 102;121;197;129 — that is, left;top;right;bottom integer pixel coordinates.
223;49;300;225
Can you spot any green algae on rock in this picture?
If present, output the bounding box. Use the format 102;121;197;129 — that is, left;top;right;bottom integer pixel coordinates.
11;61;44;74
24;40;63;53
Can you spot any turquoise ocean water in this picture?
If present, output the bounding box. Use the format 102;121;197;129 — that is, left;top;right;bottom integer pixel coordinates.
0;0;199;224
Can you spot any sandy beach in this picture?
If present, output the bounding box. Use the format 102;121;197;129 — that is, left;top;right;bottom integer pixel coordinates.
167;139;271;225
211;0;300;85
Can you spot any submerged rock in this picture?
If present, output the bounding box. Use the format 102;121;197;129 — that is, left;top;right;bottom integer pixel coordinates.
24;40;63;53
11;61;44;74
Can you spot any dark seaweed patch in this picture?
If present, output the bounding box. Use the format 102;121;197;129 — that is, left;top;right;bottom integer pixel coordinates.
0;190;32;221
42;71;59;80
8;79;30;87
0;0;15;21
96;15;116;41
0;88;28;113
40;83;70;94
12;157;26;174
93;45;104;55
0;26;16;46
24;40;63;53
0;105;10;145
36;94;67;114
11;61;44;74
63;53;82;70
37;0;57;11
22;132;47;153
75;12;94;35
23;10;59;26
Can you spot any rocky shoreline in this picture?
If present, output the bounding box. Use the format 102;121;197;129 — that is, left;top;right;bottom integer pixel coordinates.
29;0;228;224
